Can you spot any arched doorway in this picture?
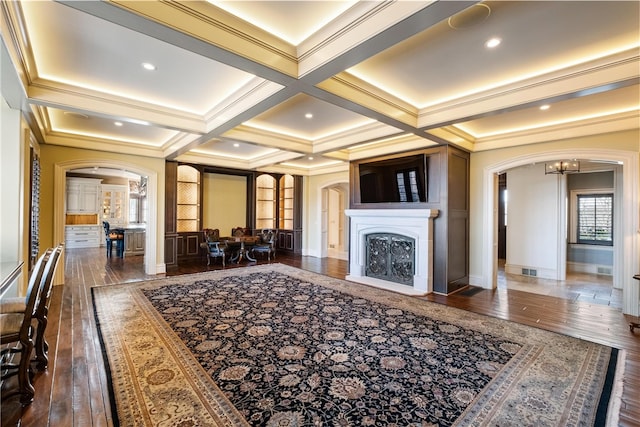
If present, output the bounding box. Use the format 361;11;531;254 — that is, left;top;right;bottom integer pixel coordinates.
320;183;349;260
53;159;160;284
481;148;639;316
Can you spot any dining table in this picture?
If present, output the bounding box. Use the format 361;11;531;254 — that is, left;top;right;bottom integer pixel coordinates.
221;236;260;263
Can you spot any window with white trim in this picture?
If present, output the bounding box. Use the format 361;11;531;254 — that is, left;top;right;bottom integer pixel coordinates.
576;193;613;245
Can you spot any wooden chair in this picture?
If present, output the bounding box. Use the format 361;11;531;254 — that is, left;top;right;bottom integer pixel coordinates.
201;228;226;266
0;244;64;372
34;244;64;370
0;248;53;405
103;221;125;257
231;226;251;237
251;229;278;261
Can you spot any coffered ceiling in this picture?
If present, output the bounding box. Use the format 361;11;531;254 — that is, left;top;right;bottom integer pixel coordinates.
1;1;638;175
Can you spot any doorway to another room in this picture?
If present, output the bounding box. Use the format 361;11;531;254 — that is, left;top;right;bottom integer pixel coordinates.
497;163;620;309
321;183;349;260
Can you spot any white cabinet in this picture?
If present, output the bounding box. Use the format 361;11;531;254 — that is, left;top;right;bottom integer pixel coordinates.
101;185;128;227
66;178;101;213
65;225;101;248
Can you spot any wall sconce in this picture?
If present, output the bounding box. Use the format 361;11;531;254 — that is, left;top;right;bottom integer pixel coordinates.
545;160;580;175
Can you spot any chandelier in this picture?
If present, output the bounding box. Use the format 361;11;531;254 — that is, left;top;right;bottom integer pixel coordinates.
544;160;580;175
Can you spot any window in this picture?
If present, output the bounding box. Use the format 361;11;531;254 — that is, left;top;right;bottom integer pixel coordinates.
396;169;420;202
128;177;147;224
577;193;613;245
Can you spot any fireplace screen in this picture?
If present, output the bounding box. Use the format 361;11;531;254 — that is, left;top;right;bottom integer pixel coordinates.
365;233;415;286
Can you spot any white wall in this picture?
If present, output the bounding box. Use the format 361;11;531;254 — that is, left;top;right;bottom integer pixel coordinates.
469;129;639;315
303;171;349;257
0;98;26;297
505;164;561;279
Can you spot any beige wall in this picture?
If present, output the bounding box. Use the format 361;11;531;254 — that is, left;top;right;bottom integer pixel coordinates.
202;173;247;236
39;144;166;274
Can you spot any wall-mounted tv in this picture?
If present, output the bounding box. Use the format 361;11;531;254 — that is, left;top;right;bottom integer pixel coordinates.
357;154;427;203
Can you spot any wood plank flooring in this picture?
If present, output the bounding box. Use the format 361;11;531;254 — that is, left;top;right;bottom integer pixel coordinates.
2;247;639;426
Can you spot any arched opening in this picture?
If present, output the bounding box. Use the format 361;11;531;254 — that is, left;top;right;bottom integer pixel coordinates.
53;159;160;284
481;148;639;316
320;182;349;260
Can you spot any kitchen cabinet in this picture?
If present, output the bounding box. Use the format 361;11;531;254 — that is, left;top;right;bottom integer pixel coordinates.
124;228;145;256
66;178;101;213
101;185;128;227
65;225;101;248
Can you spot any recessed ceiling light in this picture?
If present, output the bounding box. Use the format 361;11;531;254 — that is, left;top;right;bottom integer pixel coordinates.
114;121;123;127
233;143;240;147
142;62;156;71
308;156;314;160
485;37;501;49
540;105;550;110
305;113;313;119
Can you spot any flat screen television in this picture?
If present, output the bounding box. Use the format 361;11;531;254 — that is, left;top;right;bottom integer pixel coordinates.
358;154;427;203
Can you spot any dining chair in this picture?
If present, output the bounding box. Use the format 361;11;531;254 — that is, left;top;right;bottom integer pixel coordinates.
0;248;53;405
201;228;226;266
103;221;125;257
231;226;251;237
251;229;278;261
1;244;64;370
33;244;64;370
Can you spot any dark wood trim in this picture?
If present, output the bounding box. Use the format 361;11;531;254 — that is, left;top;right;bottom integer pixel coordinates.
164;161;178;270
348;146;470;294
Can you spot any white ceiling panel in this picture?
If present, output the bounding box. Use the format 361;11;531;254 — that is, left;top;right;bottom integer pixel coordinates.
2;0;638;174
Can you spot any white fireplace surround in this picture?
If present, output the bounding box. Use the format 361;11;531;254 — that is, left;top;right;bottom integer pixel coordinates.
345;209;439;296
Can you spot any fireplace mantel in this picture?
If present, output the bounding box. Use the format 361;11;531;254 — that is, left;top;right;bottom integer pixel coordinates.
345;209;439;295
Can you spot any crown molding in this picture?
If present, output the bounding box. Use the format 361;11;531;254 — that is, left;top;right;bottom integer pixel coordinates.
417;49;640;129
473;110;640;152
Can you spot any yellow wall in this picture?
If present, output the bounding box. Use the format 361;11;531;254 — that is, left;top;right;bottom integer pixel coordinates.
39;144;166;271
202;173;247;236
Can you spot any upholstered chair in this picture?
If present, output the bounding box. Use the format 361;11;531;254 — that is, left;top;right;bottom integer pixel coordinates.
231;227;251;237
201;228;226;266
0;244;64;372
0;247;56;405
251;229;277;261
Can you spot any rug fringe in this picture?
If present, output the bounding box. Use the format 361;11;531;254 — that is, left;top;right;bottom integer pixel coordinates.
606;349;626;427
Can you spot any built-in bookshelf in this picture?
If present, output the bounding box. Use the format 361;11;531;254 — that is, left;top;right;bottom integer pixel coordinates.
176;165;200;232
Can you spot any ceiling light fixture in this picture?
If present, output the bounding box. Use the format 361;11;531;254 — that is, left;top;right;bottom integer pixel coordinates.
485;37;501;48
545;160;580;175
305;113;313;119
233;143;240;147
308;157;314;160
540;105;550;110
114;121;123;127
142;62;156;71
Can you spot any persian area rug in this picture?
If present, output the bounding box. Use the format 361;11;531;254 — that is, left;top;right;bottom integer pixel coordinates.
92;264;624;426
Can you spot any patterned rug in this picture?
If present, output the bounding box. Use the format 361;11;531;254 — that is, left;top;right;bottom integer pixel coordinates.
92;264;624;426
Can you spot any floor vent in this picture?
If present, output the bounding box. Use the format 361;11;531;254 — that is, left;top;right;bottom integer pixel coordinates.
597;266;612;275
522;268;537;277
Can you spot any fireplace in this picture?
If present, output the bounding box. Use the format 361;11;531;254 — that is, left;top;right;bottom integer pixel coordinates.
345;209;439;295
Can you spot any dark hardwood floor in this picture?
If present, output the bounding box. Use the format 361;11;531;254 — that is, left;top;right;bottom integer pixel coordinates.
2;247;639;426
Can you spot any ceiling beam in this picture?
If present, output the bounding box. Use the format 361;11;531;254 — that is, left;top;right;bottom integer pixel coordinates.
419;77;640;131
